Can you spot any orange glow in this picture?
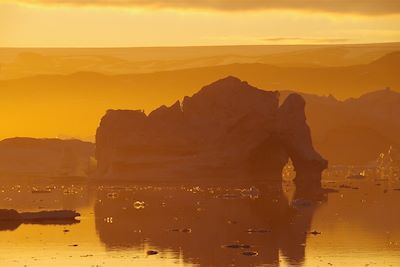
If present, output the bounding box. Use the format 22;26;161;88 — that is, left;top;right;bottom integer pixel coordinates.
0;2;399;47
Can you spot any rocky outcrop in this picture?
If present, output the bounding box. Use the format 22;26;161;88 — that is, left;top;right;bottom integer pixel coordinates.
95;76;327;185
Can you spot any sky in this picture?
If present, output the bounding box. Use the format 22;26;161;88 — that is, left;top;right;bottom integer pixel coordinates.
0;0;399;47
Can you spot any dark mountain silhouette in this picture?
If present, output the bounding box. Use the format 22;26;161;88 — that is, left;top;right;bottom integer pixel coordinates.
369;51;400;67
96;77;327;187
0;137;94;177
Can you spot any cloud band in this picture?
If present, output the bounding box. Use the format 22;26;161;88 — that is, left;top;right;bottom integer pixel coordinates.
11;0;400;15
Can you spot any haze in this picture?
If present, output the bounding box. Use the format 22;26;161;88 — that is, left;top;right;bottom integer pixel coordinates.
0;0;399;47
1;1;400;267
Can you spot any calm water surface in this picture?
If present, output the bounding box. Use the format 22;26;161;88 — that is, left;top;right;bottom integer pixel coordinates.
0;176;399;267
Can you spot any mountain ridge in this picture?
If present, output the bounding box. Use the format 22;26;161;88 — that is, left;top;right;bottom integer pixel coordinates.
1;51;398;99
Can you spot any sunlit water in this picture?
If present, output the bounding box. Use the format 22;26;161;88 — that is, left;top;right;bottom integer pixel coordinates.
0;176;399;267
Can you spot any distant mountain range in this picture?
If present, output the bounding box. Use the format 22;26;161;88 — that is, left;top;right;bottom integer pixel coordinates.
1;42;399;79
0;51;398;141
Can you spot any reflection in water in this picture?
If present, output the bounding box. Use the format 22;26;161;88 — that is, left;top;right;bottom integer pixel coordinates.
0;219;79;232
94;181;325;266
0;176;400;266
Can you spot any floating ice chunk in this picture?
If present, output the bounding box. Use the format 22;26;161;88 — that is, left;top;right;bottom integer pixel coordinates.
242;251;258;256
0;209;80;221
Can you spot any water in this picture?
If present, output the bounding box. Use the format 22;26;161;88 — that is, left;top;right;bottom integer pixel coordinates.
0;176;399;267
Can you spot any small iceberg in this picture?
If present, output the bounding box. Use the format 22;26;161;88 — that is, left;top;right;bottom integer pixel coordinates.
242;251;258;256
0;209;80;222
146;250;158;255
223;244;251;249
246;228;271;233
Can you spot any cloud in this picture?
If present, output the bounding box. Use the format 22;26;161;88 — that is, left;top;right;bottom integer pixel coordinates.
11;0;400;15
263;37;352;43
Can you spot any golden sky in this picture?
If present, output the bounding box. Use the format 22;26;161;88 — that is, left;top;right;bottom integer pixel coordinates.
0;0;399;47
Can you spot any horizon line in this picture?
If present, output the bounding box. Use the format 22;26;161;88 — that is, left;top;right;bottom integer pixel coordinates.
0;41;399;49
